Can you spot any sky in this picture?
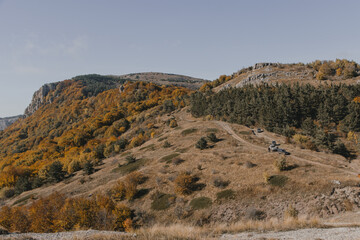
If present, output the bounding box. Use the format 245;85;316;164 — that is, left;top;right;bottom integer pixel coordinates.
1;0;360;117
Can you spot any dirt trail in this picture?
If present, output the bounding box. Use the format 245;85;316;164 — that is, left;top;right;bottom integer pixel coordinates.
215;121;358;176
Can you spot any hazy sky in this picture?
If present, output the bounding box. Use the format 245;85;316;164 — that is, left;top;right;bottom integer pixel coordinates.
1;0;360;117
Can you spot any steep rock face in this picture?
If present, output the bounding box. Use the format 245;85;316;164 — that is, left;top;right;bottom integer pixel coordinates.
0;115;23;130
24;83;59;117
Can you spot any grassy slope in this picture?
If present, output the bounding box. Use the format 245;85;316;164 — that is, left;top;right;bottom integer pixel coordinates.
7;108;359;226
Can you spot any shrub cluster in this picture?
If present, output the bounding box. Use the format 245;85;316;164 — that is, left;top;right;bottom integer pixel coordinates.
174;172;196;195
111;171;145;201
0;192;132;233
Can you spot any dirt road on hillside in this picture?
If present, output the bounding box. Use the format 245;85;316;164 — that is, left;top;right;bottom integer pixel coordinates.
215;121;358;176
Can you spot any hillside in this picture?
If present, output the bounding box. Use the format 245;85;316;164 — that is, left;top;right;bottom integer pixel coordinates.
199;59;360;92
1;61;360;237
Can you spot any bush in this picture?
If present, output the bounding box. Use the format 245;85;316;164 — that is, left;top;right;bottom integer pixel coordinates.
14;176;32;194
94;144;105;160
216;189;235;200
268;175;288;187
304;140;318;151
47;161;66;182
273;157;287;172
160;153;180;163
293;134;310;145
125;155;136;165
151;192;174;211
112;204;132;231
174;172;195;195
126;171;146;185
332;140;351;158
195;137;208;150
263;172;270;183
84;161;94;175
207;133;218;142
213;177;229;188
111;181;126;201
67;160;82;174
31;176;43;189
190;197;212;210
163;141;171;148
2;188;15;199
169;119;178;128
181;128;197;136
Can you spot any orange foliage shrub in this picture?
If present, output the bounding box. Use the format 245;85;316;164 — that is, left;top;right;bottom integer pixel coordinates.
28;192;65;232
111;181;126;201
174;172;195;195
112;204;132;231
0;206;11;230
11;206;30;232
0;192;133;233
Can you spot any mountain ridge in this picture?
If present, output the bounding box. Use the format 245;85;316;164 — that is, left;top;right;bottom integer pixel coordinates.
0;72;208;130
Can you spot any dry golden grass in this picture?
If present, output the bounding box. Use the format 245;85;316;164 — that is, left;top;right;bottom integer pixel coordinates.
213;216;321;234
73;217;322;240
5;109;360;229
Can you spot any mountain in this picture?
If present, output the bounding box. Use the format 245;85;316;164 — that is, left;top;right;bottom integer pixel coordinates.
0;115;23;131
1;62;360;236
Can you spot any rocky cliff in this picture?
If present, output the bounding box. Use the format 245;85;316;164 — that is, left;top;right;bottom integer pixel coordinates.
0;115;23;130
24;82;60;117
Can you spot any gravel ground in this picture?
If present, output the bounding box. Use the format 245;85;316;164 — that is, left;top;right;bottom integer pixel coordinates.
221;227;360;240
0;230;134;240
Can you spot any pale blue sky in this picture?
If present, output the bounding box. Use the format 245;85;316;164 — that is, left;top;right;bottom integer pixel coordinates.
1;0;360;117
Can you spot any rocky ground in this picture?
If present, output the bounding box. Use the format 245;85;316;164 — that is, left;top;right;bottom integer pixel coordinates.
0;230;134;240
221;227;360;240
2;227;360;240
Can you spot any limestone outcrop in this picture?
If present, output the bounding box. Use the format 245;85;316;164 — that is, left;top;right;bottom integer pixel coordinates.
24;83;59;117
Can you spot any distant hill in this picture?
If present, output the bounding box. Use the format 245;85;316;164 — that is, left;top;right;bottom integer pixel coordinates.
118;72;208;90
0;115;23;131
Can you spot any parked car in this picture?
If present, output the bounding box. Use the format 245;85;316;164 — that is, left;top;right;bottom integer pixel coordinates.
257;128;263;133
268;145;278;152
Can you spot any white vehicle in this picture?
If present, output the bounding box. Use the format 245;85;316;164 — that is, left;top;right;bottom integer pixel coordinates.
268;145;278;152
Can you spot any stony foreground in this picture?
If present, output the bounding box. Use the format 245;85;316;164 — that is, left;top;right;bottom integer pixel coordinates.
221;227;360;240
0;230;134;240
2;227;360;240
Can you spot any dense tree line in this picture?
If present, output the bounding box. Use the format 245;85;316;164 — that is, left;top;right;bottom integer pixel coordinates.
191;83;360;156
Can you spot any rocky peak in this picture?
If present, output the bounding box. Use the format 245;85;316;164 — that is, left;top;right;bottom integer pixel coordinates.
24;83;59;117
253;62;280;70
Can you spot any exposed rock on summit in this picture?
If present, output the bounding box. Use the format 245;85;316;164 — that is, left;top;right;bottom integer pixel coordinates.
24;83;60;117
